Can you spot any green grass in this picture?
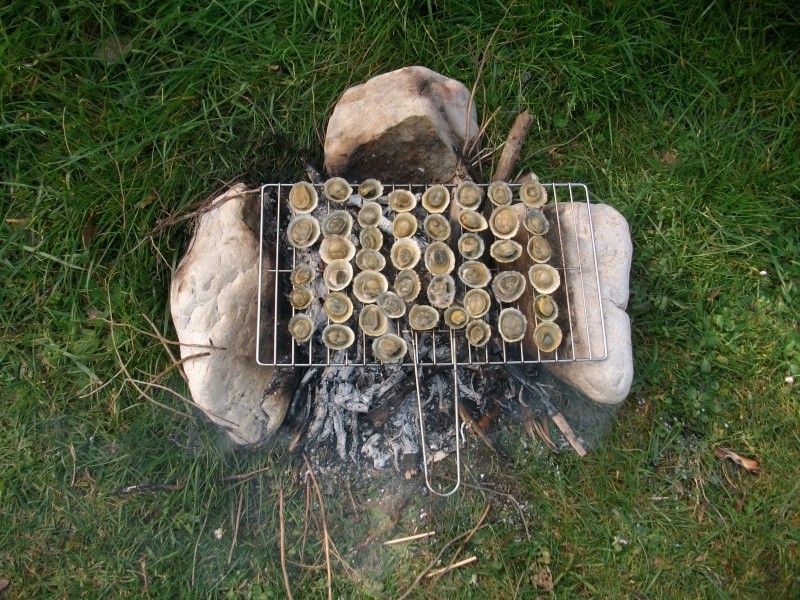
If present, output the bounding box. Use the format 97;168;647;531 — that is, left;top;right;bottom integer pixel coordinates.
2;0;799;597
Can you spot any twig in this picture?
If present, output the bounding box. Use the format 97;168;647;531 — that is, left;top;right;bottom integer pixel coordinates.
455;479;531;542
141;313;188;383
227;486;245;565
220;466;274;483
279;486;295;600
457;402;497;453
300;477;311;560
430;504;489;582
425;556;477;578
191;511;209;588
303;454;333;600
140;558;149;596
384;531;436;546
492;110;534;182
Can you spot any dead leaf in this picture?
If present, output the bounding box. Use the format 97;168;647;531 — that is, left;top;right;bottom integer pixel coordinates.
714;447;762;474
81;215;96;250
659;150;679;166
137;191;157;209
530;564;553;591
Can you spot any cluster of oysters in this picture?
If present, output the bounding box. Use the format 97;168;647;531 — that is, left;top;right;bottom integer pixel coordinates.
284;176;564;363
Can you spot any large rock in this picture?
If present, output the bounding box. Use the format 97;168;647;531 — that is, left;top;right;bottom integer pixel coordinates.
170;184;297;447
324;66;478;184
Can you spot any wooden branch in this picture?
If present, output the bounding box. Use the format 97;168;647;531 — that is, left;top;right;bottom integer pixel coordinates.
492;110;533;182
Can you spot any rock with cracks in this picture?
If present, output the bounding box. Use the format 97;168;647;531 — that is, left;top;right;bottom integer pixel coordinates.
170;184;297;447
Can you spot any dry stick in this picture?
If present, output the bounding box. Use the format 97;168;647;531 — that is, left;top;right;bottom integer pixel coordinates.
141;313;189;384
300;477;311;561
220;466;274;483
455;479;531;542
426;556;477;579
457;402;497;453
492;110;534;182
227;485;245;565
303;455;333;600
429;504;490;583
279;486;295;600
148;352;210;387
384;531;436;546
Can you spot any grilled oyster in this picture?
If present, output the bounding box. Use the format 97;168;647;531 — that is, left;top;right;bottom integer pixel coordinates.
421;184;450;213
394;269;421;302
376;291;406;318
532;294;558;322
424;241;455;276
443;305;469;330
358;305;389;337
487;181;513;206
288;181;318;214
458;232;485;260
320;209;353;238
458;260;492;289
533;321;562;353
408;304;440;331
355;248;386;272
423;214;451;241
465;319;491;347
520;178;547;208
287;314;314;343
359;227;384;251
321;323;355;350
357;202;383;228
323;292;354;323
290;265;315;286
288;286;313;310
372;334;407;363
426;274;456;309
358;178;383;200
527;236;552;263
387;189;417;212
323;259;353;291
454;181;483;209
498;308;527;343
319;236;355;263
490;240;523;263
286;215;320;249
491;271;526;303
463;288;491;318
392;212;417;238
489;205;519;239
528;264;561;294
523;209;549;235
352;270;389;304
390;238;421;270
323;177;352;203
458;210;488;232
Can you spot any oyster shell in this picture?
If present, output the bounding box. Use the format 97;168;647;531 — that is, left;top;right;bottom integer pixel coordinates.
323;177;352;203
323;259;353;291
360;227;384;251
290;265;315;286
323;292;354;323
527;236;552;263
489;205;519;239
457;260;492;289
454;181;483;209
321;324;355;350
443;305;469;330
376;291;406;318
424;241;455;276
498;308;528;343
289;181;318;214
426;274;456;309
372;334;407;363
394;269;421;302
463;288;491;318
487;181;513;206
355;248;386;272
423;214;451;241
352;270;389;304
287;314;314;343
358;305;389;337
520;179;547;208
286;215;321;249
491;271;526;303
465;319;491;347
458;210;488;232
458;232;485;260
357;202;383;228
319;236;355;263
532;294;558;322
358;179;383;200
392;212;417;238
528;264;561;294
320;209;353;238
533;321;562;353
288;285;313;310
490;240;523;263
421;184;450;213
387;189;417;212
523;209;549;235
408;305;440;331
390;238;421;270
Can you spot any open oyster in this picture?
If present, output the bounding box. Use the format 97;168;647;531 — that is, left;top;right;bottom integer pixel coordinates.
372;334;407;363
520;179;547;208
443;305;469;330
427;274;456;309
387;189;417;212
421;184;450;213
355;248;386;272
458;260;492;289
533;294;558;321
487;181;513;206
498;308;527;343
527;236;552;263
392;212;417;238
458;210;488;232
394;269;421;302
320;210;353;238
319;236;355;263
288;285;313;310
357;202;383;228
323;292;354;323
390;238;421;270
423;214;451;241
491;271;526;303
489;205;519;239
533;321;562;353
358;179;383;200
458;232;485;260
424;241;455;276
408;304;440;331
528;264;561;294
490;240;523;263
288;314;314;343
352;270;389;304
376;291;406;318
465;319;491;347
323;177;352;203
289;181;318;214
359;305;389;337
360;227;383;251
523;209;549;235
463;288;491;318
323;259;353;291
321;323;355;350
454;181;483;209
287;215;320;249
290;265;315;286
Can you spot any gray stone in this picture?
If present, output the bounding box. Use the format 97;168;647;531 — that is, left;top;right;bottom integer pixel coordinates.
324;66;478;184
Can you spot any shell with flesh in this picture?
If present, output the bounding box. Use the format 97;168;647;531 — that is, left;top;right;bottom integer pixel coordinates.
355;248;386;272
289;181;318;213
358;305;389;337
352;270;389;304
408;304;440;331
421;184;450;213
288;314;314;343
287;215;320;249
387;189;417;212
527;236;552;263
498;307;527;343
520;179;547;208
465;319;491;347
321;324;355;350
323;292;353;323
458;210;488;232
528;264;561;294
523;209;549;235
533;321;562;353
376;291;406;318
455;181;483;209
290;265;315;286
323;177;352;203
323;259;353;291
533;294;558;321
490;240;523;263
394;269;421;302
392;212;417;238
463;288;491;318
424;241;455;276
491;271;526;303
390;238;421;270
427;274;456;309
372;334;407;363
458;233;485;259
358;179;383;200
289;286;313;310
319;236;355;263
360;227;383;251
487;181;512;206
320;210;353;238
423;214;451;241
489;205;519;239
458;260;492;288
443;305;469;330
358;202;383;228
